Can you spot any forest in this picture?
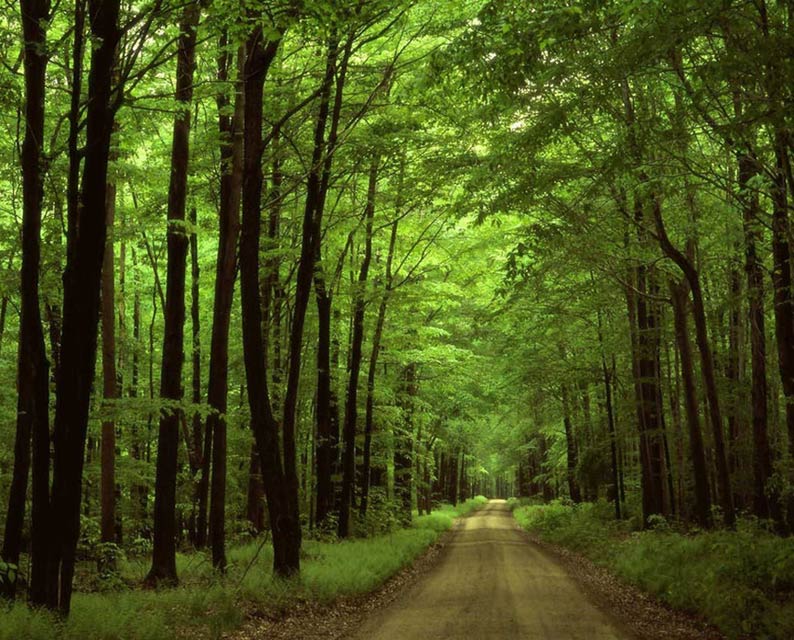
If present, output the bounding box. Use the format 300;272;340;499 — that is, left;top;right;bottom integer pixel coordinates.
2;0;794;638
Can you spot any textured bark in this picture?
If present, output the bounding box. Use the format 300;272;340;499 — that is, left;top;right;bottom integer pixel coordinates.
42;0;120;611
146;2;201;586
2;0;50;600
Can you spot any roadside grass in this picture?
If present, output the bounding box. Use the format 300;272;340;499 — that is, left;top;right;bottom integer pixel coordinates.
512;499;794;639
1;496;487;640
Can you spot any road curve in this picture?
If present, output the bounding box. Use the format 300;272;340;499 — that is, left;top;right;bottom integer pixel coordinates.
347;500;630;640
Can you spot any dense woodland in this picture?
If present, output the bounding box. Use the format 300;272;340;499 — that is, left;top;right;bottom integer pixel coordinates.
1;0;794;633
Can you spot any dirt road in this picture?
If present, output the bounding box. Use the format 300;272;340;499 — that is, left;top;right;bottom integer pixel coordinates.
347;500;630;640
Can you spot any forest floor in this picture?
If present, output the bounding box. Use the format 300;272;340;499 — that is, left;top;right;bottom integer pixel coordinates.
240;500;725;640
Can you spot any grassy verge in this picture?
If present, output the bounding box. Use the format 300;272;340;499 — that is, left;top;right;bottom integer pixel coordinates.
511;499;794;639
2;496;488;640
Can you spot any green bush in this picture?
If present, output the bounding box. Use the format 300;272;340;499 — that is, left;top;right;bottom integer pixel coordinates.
513;500;794;639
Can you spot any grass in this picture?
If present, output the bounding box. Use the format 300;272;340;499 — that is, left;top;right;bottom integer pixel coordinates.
1;496;488;640
511;499;794;639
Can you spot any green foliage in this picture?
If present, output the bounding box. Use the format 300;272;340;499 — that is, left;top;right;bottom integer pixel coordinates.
0;560;17;586
514;502;794;639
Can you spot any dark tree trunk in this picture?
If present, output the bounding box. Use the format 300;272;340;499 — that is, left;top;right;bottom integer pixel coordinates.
2;0;50;600
246;443;266;533
146;2;200;586
314;285;336;525
41;0;120;612
768;139;794;529
100;171;118;544
240;26;300;577
653;203;735;527
560;378;581;503
634;267;667;522
205;40;244;569
187;202;202;545
670;280;712;528
597;309;621;520
740;153;783;526
339;157;379;537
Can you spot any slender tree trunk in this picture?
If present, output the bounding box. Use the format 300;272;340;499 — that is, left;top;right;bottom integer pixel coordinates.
597;309;621;519
100;169;118;545
670;280;712;528
394;364;417;525
42;0;120;612
205;40;244;569
740;153;783;526
560;377;581;503
2;0;50;600
339;157;379;537
240;26;299;577
360;170;402;517
146;1;201;586
653;203;735;526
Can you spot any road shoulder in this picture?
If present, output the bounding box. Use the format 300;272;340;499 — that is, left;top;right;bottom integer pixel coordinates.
514;525;726;640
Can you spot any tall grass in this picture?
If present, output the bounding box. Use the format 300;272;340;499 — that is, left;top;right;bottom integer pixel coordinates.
513;500;794;639
1;496;488;640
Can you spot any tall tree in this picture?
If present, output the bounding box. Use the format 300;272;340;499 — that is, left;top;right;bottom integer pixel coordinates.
1;0;51;600
146;0;201;586
39;0;121;611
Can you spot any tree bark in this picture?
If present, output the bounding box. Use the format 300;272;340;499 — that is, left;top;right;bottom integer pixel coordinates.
204;40;244;569
41;0;120;612
2;0;50;600
240;25;300;577
146;1;201;586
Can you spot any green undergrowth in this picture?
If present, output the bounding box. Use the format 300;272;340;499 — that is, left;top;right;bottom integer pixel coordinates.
1;496;487;640
511;499;794;639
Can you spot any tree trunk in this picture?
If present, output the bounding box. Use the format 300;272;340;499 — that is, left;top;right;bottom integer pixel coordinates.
560;377;581;503
670;280;712;528
2;0;50;600
339;156;379;537
100;169;118;545
41;0;120;612
204;39;244;570
653;201;735;527
240;26;299;577
146;1;201;586
597;309;621;519
740;153;784;526
360;170;402;517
